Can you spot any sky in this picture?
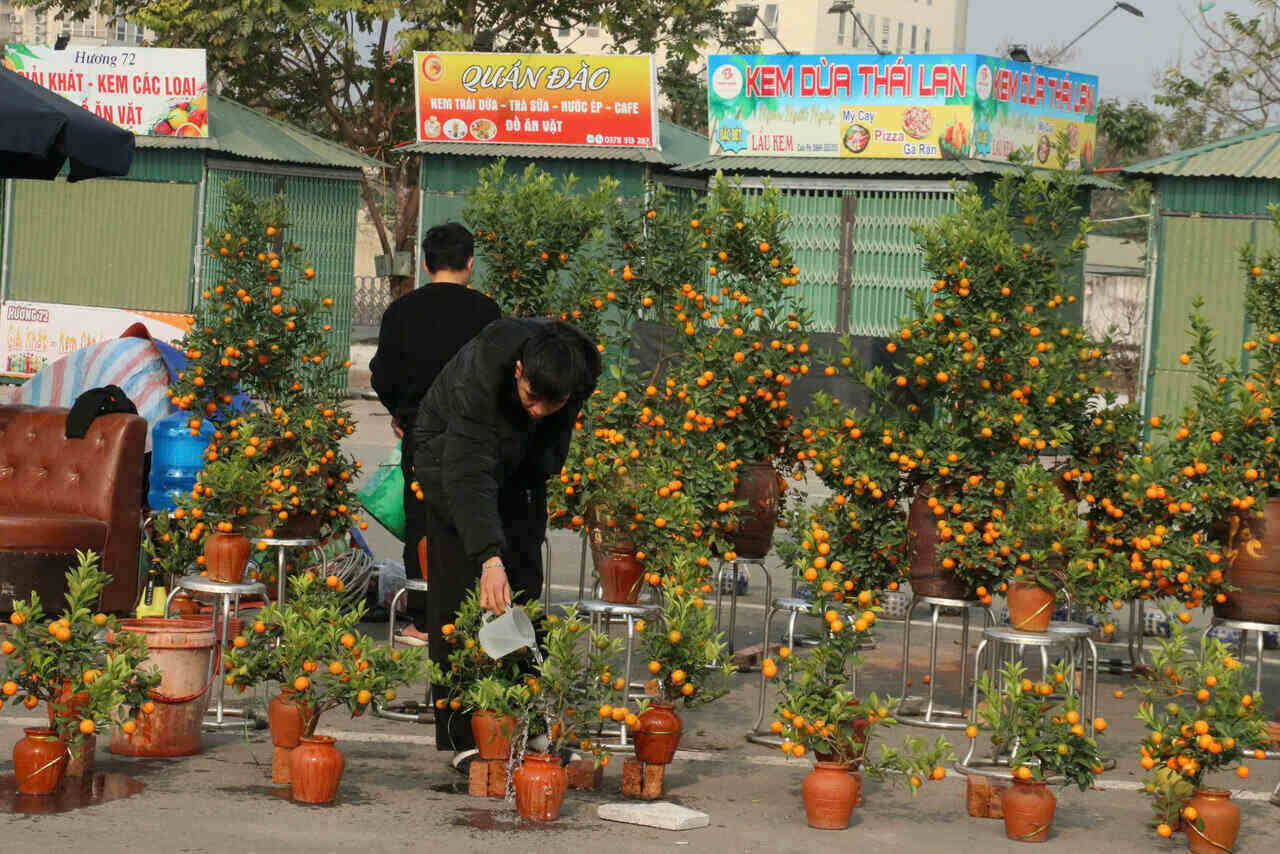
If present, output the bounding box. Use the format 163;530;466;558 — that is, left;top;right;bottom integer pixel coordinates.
965;0;1260;104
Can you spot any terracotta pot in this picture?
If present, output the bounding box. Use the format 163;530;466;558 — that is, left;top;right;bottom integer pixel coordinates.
802;762;860;829
907;488;975;599
1185;788;1240;854
63;734;95;779
512;752;567;822
169;591;200;616
1001;778;1056;843
633;700;682;765
269;688;305;749
1212;498;1280;623
203;531;251;583
471;709;516;760
731;461;781;559
13;727;67;796
289;735;345;804
1007;581;1056;632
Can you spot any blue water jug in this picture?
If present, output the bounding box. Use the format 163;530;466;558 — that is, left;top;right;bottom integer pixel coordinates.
148;410;213;511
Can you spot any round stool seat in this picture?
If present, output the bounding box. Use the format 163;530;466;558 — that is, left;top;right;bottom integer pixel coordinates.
1045;621;1092;639
402;578;429;593
773;597;811;612
577;600;658;618
169;575;267;598
255;537;320;548
983;625;1075;647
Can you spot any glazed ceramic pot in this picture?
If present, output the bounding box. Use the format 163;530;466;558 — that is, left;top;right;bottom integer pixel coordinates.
731;461;782;559
471;709;516;760
802;762;860;829
633;700;682;764
289;735;345;804
13;727;68;796
203;531;251;583
907;487;975;598
1212;498;1280;622
1184;788;1240;854
1001;778;1056;843
512;752;567;822
269;688;305;749
1007;581;1055;632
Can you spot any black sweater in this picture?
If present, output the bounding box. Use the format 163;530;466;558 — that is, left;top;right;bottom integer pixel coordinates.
369;282;501;425
413;318;601;565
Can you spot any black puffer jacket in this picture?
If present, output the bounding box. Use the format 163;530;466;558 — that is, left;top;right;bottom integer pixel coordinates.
412;318;600;565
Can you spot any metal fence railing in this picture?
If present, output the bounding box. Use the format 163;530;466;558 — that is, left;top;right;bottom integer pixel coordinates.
353;275;391;329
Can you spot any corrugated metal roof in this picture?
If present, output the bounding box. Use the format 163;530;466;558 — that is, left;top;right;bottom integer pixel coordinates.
136;96;383;170
1121;124;1280;179
397;120;706;167
676;155;1119;187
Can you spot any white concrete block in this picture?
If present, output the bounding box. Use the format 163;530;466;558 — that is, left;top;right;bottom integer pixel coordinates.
597;801;710;831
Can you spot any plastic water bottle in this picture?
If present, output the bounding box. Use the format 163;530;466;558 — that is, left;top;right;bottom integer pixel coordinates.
148;410;213;511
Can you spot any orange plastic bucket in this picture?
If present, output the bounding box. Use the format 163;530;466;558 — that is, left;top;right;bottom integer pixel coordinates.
108;617;216;757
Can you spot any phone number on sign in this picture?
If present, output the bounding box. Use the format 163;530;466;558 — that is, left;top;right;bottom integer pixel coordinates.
585;134;650;145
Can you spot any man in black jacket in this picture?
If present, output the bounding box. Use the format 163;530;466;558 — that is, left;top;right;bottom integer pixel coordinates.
414;317;600;763
370;223;500;645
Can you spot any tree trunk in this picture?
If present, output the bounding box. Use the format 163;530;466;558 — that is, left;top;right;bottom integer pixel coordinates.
388;160;421;301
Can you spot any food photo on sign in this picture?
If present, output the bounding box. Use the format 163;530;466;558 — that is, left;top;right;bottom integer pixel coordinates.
413;52;660;148
707;53;1096;169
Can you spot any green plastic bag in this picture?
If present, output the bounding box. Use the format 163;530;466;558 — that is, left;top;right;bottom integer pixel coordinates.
358;444;406;541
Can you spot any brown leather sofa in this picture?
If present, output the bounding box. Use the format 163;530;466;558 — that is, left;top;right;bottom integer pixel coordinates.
0;405;146;613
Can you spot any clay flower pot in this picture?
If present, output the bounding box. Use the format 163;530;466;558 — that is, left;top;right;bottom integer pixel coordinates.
512;752;567;822
204;531;251;583
802;762;861;829
594;547;646;604
289;735;345;804
1007;581;1055;632
633;700;682;764
64;735;96;779
1001;778;1056;842
731;460;782;559
269;689;305;749
13;727;68;796
471;710;516;760
47;679;90;728
1185;788;1240;854
907;488;975;598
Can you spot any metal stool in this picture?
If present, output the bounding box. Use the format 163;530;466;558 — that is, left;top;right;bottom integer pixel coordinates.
373;579;435;724
960;623;1101;771
254;536;325;604
1201;616;1279;697
745;597;875;746
577;600;660;748
896;594;992;730
164;575;268;730
713;557;770;656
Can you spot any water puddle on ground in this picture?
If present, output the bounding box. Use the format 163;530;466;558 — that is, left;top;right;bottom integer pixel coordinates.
238;784;359;806
430;781;469;795
0;773;144;814
451;806;567;832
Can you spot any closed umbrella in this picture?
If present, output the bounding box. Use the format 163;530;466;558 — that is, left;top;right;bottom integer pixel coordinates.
0;65;134;181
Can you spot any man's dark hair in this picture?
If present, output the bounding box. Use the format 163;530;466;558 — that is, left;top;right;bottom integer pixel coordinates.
520;323;595;403
422;222;474;273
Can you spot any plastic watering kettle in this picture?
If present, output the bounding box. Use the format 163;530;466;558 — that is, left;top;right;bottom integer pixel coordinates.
476;606;538;660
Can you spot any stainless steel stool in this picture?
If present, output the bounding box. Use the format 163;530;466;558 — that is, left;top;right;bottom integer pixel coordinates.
746;597;875;747
896;594;992;730
164;575;268;730
1201;616;1280;805
374;578;436;723
254;536;326;604
713;557;770;656
961;622;1101;771
577;600;660;748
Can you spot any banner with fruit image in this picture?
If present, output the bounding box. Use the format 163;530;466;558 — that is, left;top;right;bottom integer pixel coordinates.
1;300;193;378
2;44;208;137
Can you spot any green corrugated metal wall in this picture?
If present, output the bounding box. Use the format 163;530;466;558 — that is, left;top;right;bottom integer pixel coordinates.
126;148;205;183
1161;177;1280;217
1145;210;1280;421
7;178;197;311
773;188;841;333
200;167;358;394
850;188;957;336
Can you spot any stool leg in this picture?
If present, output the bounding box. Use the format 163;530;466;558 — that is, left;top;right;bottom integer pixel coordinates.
963;638;988;767
163;585;180;618
752;602;779;733
726;561;742;657
923;604;942;722
1084;637;1099;723
541;540;552;613
214;595;230;724
897;595;917;714
958;605;972;709
713;561;726;631
388;587;407;647
276;547;287;604
620;613;634;747
1253;629;1264;697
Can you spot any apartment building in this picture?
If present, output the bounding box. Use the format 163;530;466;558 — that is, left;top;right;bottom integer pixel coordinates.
554;0;968;57
0;2;147;47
